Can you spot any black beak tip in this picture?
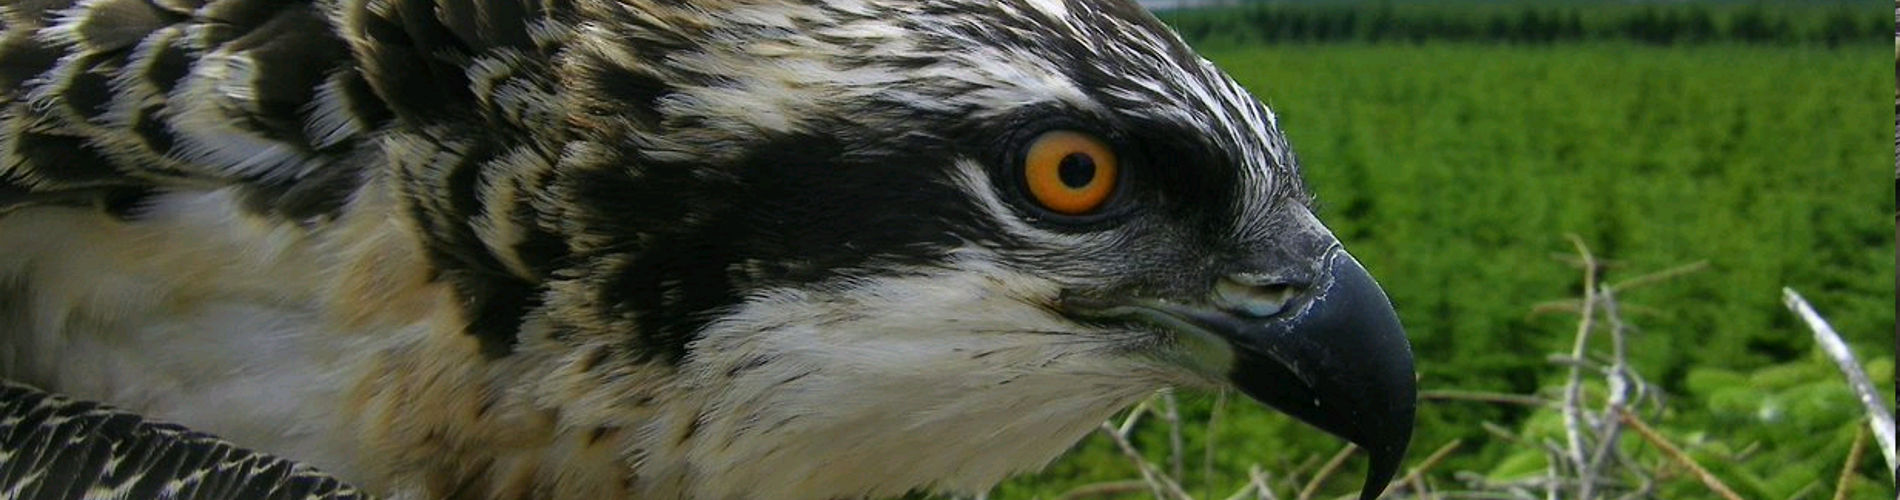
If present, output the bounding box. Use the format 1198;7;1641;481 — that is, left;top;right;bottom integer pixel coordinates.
1228;251;1417;500
1360;423;1421;500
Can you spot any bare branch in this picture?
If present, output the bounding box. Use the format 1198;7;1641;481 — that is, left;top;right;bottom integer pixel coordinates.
1830;425;1868;500
1386;439;1465;498
1297;444;1358;500
1406;472;1430;499
1216;473;1258;500
1526;299;1584;318
1052;480;1155;500
1616;409;1744;500
1545;355;1599;370
1206;389;1230;496
1119;397;1155;437
1529;300;1667;321
1099;421;1192;500
1480;422;1526;445
1781;287;1897;479
1607;261;1708;293
1550;253;1624;270
1163;389;1186;482
1560;234;1599;498
1580;285;1634;500
1247;466;1281;500
1419;390;1550;407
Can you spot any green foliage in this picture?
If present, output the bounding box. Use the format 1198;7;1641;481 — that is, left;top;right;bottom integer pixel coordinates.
1670;356;1896;498
1154;2;1890;48
1488;350;1894;499
969;41;1893;499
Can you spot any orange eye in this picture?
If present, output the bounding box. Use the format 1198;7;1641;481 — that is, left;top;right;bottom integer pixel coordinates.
1022;130;1118;216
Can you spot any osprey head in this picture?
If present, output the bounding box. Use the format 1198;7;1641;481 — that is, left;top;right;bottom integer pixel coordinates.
493;0;1416;498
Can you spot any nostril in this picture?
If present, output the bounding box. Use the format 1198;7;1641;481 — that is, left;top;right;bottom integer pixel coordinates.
1214;276;1304;319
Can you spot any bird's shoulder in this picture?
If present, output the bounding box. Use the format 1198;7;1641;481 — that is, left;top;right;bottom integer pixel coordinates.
0;0;573;221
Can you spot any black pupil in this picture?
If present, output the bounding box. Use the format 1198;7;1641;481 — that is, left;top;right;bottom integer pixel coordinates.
1056;153;1096;188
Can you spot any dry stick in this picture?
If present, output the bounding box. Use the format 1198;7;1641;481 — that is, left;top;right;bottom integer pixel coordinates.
1297;444;1359;500
1405;474;1429;500
1607;261;1708;293
1480;422;1527;445
1548;253;1623;271
1610;433;1657;500
1831;425;1868;500
1615;408;1744;500
1581;286;1634;500
1099;422;1171;500
1215;465;1262;500
1526;299;1586;317
1163;389;1187;482
1560;234;1599;499
1781;287;1898;479
1248;466;1282;500
1099;421;1193;500
1527;300;1667;323
1383;439;1464;498
1465;467;1540;500
1419;390;1550;407
1216;471;1257;500
1417;490;1530;500
1051;480;1154;500
1120;397;1154;436
1205;389;1230;497
1545;442;1565;500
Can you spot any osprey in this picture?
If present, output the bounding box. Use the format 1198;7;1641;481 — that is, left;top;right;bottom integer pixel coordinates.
0;0;1416;499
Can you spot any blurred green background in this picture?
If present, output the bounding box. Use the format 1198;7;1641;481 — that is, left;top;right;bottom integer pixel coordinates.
957;1;1895;499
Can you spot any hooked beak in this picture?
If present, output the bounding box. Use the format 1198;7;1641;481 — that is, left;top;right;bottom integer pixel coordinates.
1064;249;1416;500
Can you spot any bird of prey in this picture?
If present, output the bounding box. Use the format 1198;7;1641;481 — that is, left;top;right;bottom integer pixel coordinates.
0;0;1416;499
